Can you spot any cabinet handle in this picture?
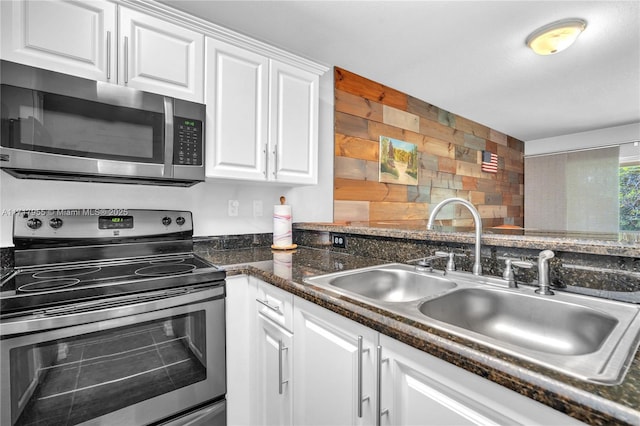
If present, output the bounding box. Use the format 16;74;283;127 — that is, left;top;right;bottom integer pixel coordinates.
376;345;389;426
263;145;268;176
273;144;278;178
124;36;129;84
106;31;111;80
357;335;370;418
278;339;288;395
256;298;281;313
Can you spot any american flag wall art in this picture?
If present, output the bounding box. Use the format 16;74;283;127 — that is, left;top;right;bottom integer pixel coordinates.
481;151;498;173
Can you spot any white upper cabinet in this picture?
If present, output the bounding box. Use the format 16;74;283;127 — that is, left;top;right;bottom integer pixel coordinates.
118;7;203;102
0;0;116;81
269;60;319;184
1;1;204;102
205;37;269;180
205;37;322;184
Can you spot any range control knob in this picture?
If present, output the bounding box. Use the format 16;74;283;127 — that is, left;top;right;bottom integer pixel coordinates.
176;216;186;226
49;217;64;229
26;218;42;230
162;216;172;226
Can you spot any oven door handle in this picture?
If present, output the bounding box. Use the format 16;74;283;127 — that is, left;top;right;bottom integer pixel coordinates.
1;284;224;336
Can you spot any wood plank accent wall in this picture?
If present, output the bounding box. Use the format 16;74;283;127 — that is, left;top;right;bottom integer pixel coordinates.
334;67;525;228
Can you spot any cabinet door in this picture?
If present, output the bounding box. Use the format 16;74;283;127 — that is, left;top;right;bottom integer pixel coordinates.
269;60;319;184
119;7;204;102
379;335;583;426
256;313;293;426
205;37;269;180
293;297;377;426
0;0;116;81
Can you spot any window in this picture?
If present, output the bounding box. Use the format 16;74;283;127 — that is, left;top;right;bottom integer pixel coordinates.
619;142;640;231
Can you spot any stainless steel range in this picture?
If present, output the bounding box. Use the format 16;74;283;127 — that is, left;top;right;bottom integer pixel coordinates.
0;209;226;426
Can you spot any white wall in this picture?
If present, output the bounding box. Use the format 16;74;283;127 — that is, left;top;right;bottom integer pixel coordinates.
0;71;334;247
524;123;640;156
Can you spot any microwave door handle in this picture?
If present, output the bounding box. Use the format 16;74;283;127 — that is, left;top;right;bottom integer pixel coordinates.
124;36;129;84
106;31;112;81
164;97;174;178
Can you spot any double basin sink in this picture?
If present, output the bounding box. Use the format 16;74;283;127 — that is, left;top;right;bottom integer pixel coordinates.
304;263;640;385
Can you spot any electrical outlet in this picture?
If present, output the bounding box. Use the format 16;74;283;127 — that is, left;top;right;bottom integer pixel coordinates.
253;200;263;217
331;233;347;248
228;200;239;217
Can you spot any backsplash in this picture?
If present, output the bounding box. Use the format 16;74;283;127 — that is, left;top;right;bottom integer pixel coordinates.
334;67;525;227
0;247;14;269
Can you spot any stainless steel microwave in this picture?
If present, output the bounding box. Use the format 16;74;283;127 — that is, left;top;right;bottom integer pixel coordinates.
0;61;205;186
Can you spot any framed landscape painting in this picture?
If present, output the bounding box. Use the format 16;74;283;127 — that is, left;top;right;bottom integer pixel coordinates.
379;136;418;185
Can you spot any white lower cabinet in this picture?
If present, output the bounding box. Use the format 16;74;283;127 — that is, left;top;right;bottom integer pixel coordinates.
378;335;583;426
256;312;293;426
255;279;294;426
293;297;377;426
227;278;583;426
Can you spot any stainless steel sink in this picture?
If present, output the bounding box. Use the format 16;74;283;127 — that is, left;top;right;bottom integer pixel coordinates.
418;288;617;356
304;263;640;384
322;267;456;302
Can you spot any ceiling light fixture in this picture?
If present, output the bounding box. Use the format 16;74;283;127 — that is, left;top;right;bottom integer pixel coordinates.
526;18;587;55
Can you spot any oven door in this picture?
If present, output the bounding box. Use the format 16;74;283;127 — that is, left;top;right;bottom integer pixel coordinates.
0;286;225;426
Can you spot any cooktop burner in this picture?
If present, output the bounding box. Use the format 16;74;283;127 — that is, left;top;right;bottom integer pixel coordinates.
32;266;102;279
135;263;197;277
18;278;80;293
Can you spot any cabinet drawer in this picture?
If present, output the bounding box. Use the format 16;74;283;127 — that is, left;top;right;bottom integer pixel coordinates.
255;279;294;331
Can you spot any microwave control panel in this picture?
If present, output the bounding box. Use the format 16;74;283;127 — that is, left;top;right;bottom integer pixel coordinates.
174;117;203;166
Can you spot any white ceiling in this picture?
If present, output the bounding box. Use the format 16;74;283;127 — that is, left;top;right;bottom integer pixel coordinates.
160;0;640;142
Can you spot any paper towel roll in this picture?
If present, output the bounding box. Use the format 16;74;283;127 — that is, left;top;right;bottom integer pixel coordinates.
273;204;292;247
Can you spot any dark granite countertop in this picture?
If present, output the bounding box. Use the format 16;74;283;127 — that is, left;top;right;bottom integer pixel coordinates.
294;222;640;257
196;245;640;425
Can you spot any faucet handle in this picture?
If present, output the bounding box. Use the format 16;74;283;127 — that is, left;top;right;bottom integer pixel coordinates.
501;258;534;287
435;251;465;271
512;260;534;269
434;251;453;270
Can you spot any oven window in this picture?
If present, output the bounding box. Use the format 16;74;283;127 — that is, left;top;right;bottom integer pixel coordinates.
1;85;164;163
9;311;207;426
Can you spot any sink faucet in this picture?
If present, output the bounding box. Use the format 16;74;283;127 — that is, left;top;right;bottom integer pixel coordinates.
536;250;555;295
427;198;482;276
